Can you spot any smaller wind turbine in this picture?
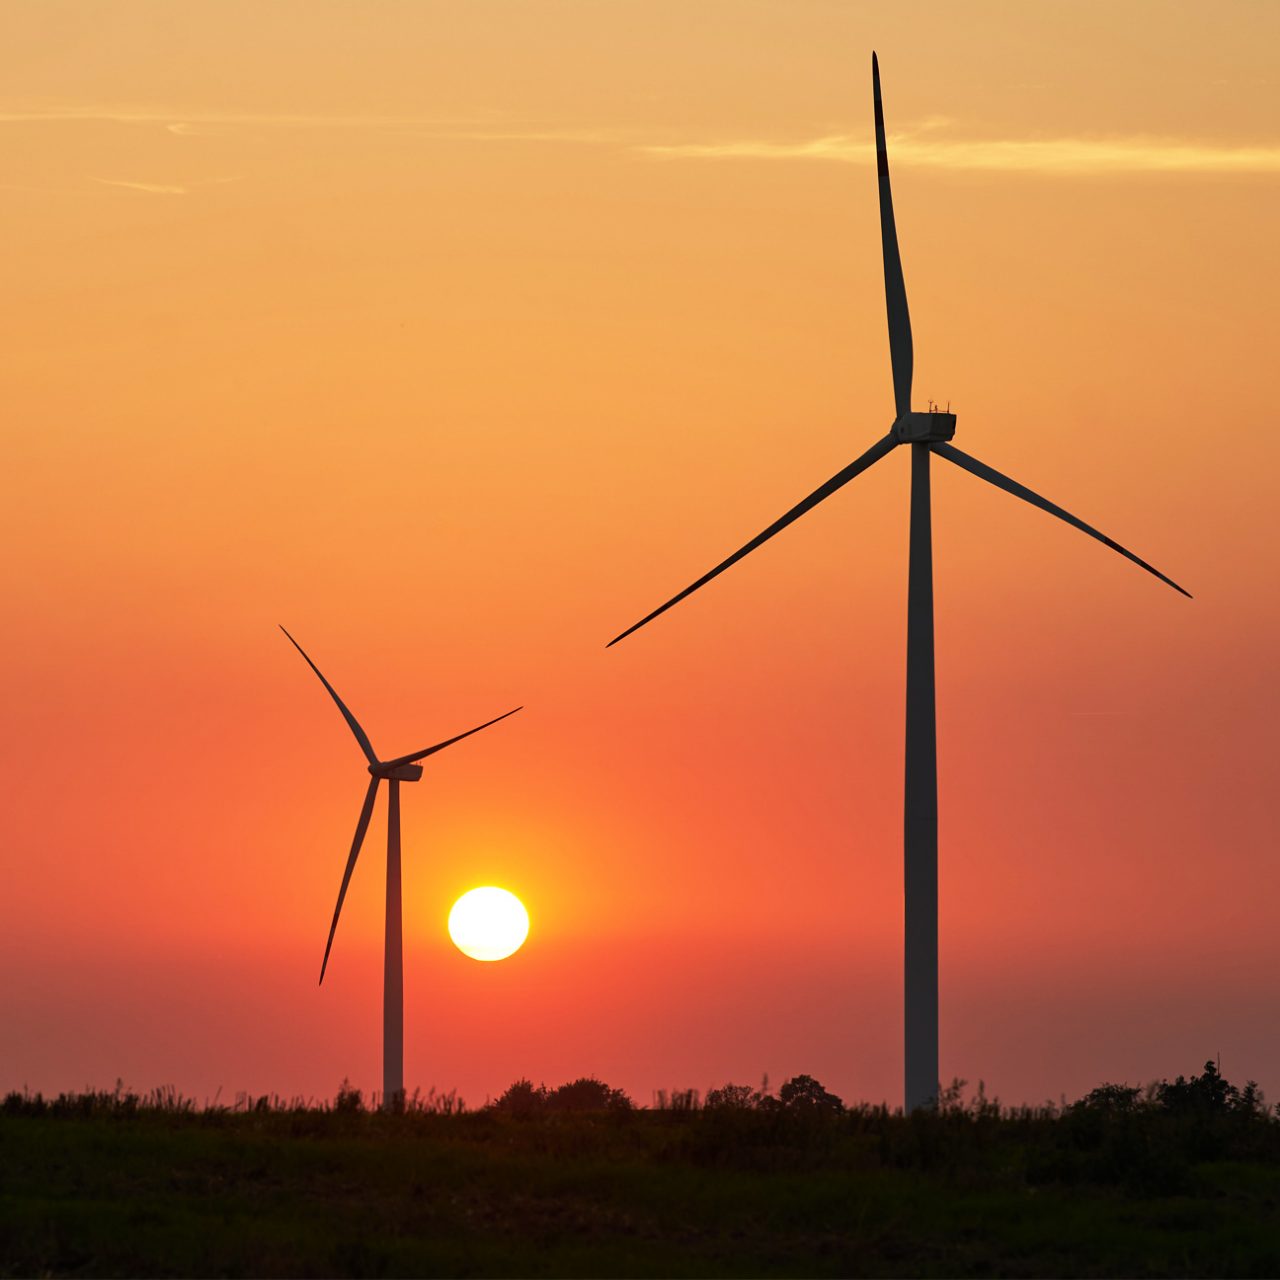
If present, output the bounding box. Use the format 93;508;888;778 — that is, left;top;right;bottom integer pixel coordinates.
281;626;521;1108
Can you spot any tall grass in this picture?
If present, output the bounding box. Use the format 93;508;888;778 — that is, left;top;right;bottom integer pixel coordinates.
6;1059;1275;1191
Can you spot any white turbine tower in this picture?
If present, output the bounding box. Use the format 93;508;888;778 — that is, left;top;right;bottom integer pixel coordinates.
281;626;521;1108
607;53;1189;1112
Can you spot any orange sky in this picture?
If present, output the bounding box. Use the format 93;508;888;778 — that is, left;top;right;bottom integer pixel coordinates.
2;0;1278;1108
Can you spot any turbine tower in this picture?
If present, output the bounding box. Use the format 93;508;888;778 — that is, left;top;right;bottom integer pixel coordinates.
281;626;521;1108
607;53;1189;1112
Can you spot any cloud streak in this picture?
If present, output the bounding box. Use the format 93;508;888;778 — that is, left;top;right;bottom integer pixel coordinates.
92;177;192;195
3;102;1277;176
640;131;1280;176
0;105;536;131
91;175;244;196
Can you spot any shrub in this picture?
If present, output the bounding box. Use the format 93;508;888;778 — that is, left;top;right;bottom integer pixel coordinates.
778;1074;843;1115
1156;1059;1244;1117
1072;1083;1143;1115
547;1077;633;1113
492;1078;548;1117
704;1083;760;1111
489;1077;633;1116
334;1078;364;1114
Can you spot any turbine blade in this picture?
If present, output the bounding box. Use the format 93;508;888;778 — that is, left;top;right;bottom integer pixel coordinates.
280;626;378;765
873;52;913;418
931;442;1191;598
319;777;380;985
608;432;898;647
382;706;524;769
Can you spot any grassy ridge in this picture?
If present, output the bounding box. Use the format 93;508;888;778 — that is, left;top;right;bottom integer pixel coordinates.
2;1072;1279;1277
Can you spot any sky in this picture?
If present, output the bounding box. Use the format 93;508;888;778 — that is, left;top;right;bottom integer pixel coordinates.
2;0;1278;1110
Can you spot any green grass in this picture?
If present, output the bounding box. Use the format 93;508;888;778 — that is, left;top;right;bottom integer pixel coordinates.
3;1090;1280;1277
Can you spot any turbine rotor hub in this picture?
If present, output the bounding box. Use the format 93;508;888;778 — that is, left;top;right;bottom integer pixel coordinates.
370;762;425;782
893;408;956;444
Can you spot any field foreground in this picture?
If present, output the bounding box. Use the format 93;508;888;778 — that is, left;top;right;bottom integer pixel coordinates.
2;1075;1279;1278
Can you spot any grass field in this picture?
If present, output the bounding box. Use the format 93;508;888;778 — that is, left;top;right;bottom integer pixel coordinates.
2;1069;1278;1277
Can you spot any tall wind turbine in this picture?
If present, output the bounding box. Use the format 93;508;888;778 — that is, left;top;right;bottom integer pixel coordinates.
607;53;1189;1112
281;626;521;1107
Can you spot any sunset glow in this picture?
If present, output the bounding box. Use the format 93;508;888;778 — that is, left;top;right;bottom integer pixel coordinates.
1;1;1276;1112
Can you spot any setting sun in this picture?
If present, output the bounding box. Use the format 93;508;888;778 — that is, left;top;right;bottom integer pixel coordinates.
447;887;530;962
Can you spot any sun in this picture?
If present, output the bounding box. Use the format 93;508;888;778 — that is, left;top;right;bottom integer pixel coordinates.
447;887;529;962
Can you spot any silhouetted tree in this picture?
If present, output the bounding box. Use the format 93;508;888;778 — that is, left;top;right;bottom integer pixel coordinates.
492;1079;548;1117
490;1077;633;1115
1071;1083;1143;1115
704;1083;759;1111
778;1074;843;1114
546;1077;633;1113
1157;1060;1239;1116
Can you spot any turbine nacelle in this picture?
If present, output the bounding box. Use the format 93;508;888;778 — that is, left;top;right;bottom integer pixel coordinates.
893;409;956;444
370;761;425;782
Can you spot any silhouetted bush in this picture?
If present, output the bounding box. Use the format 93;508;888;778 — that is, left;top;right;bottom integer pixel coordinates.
334;1078;365;1113
703;1083;759;1111
1156;1058;1263;1117
489;1076;632;1116
778;1073;844;1114
547;1077;633;1113
1072;1082;1143;1115
682;1076;851;1170
492;1078;547;1117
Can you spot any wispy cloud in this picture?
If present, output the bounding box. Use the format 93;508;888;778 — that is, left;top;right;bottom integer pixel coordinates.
164;121;226;137
92;177;191;195
90;175;244;194
406;127;618;145
5;102;1277;177
90;175;244;196
0;105;618;148
640;130;1280;176
0;105;530;131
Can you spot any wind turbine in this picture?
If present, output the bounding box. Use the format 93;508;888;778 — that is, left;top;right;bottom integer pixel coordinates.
607;53;1189;1112
281;626;522;1108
